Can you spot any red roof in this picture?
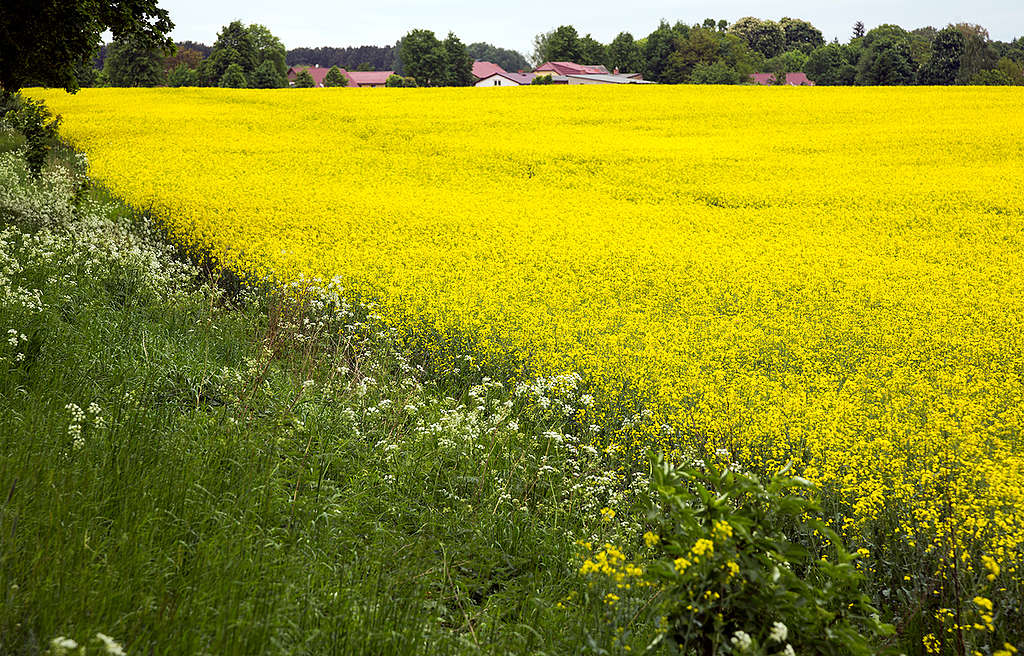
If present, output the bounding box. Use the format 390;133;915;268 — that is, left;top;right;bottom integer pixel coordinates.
345;70;393;86
749;72;815;86
287;65;333;87
477;71;540;85
286;66;394;87
472;61;508;79
534;61;609;75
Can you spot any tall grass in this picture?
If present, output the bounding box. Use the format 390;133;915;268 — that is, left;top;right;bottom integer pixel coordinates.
0;126;632;655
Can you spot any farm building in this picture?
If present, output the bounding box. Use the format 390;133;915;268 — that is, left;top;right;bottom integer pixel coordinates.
534;61;610;75
475;71;570;86
286;66;394;88
749;72;815;86
564;73;654;85
472;61;508;81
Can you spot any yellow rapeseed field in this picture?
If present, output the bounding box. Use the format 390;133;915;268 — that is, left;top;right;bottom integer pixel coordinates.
32;86;1024;574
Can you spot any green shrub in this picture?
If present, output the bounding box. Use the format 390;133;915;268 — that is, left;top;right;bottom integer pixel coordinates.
1;95;61;176
577;454;896;655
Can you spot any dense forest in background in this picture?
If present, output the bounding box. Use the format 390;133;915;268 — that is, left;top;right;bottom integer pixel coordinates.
76;16;1024;87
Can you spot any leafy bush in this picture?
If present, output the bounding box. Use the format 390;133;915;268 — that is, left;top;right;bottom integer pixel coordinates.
1;96;61;176
385;74;418;87
690;61;743;84
969;69;1014;85
578;454;896;655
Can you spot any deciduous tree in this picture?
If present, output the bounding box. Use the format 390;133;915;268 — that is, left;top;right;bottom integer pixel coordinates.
253;59;287;88
608;33;644;74
399;29;446;86
219;63;248;88
466;42;528;72
203;21;257;85
0;0;173;93
643;20;681;82
805;43;858;85
779;17;824;54
729;17;785;58
442;33;475;86
537;25;582;64
167;62;200;87
292;69;315;87
954;23;998;84
248;24;288;86
103;32;168;87
322;66;347;87
918;26;964;85
578;34;607;66
856;25;917;85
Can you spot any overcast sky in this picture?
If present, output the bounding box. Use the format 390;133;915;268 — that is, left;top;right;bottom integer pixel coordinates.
160;0;1024;56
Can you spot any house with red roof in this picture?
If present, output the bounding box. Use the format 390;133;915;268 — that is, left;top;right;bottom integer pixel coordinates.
287;65;332;87
472;61;508;81
475;71;570;86
345;71;393;87
534;61;610;76
286;66;394;88
748;72;815;86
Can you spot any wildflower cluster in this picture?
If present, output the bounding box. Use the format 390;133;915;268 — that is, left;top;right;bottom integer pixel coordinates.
48;632;126;655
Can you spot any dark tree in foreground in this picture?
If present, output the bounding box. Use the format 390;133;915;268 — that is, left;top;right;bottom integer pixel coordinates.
0;0;173;93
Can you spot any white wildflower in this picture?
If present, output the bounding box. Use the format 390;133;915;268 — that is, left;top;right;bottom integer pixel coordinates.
782;645;796;656
730;630;752;651
49;637;79;654
95;632;126;655
769;621;788;643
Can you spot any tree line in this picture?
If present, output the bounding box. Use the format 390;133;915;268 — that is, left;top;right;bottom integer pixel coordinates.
531;19;1024;85
5;3;1023;93
90;18;1024;89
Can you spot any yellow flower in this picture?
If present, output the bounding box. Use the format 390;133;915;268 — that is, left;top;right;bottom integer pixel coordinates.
691;538;714;558
600;507;615;522
643;531;660;547
32;86;1024;578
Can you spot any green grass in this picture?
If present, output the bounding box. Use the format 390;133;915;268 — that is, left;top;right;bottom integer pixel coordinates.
0;127;636;655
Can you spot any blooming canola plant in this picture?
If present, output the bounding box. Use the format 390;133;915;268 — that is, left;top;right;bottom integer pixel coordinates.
32;85;1024;575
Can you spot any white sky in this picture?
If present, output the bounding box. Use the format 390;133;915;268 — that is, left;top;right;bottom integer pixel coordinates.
160;0;1024;55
